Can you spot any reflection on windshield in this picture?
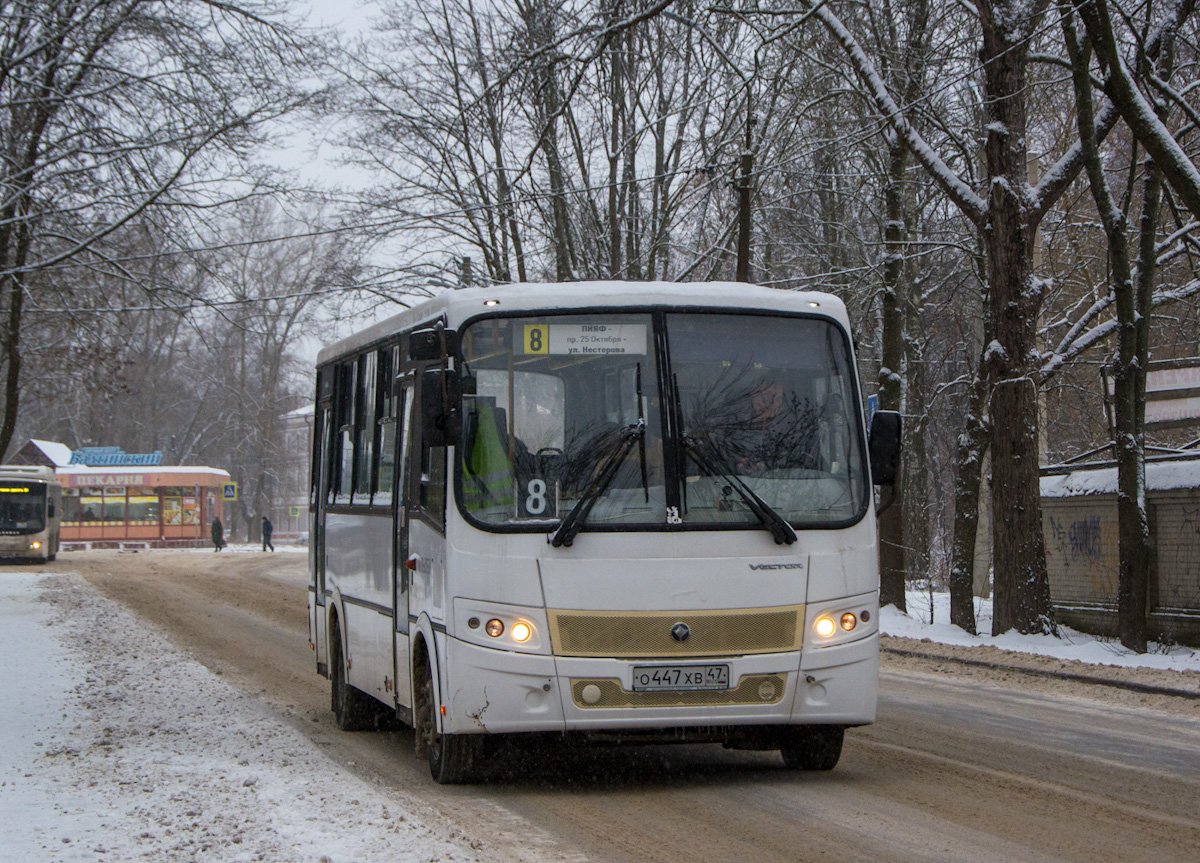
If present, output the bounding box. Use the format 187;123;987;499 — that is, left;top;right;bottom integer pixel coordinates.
459;314;665;528
669;314;862;527
457;311;865;533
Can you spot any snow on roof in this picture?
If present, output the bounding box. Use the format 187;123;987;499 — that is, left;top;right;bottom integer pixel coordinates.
1041;457;1200;497
29;439;72;467
57;465;231;477
317;281;852;366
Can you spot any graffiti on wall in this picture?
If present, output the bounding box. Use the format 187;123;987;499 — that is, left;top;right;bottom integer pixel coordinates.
1046;511;1118;599
1069;515;1103;561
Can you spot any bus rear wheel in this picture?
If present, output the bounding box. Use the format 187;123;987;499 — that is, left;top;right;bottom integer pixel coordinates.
330;621;377;731
781;726;844;771
415;662;479;784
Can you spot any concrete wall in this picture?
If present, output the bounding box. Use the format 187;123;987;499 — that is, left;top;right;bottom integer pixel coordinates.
1042;491;1200;646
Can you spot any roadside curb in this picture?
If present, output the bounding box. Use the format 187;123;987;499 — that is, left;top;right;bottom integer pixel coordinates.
882;645;1200;701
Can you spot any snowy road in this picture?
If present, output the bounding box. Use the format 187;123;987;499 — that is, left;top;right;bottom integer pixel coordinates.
3;550;1199;863
0;567;541;863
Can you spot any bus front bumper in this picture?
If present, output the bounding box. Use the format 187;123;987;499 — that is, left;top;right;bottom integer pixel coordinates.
0;536;45;557
440;632;877;735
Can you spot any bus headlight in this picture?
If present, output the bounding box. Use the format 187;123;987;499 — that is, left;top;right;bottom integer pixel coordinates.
454;600;549;653
807;593;878;648
30;541;41;551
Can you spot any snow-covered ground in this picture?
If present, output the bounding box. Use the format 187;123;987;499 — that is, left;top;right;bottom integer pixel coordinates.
2;567;1196;862
0;570;491;863
884;590;1200;674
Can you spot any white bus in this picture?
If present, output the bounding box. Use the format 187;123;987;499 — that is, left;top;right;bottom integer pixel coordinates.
308;282;899;783
0;465;63;562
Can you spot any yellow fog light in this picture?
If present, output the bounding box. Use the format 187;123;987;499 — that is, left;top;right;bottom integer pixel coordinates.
31;541;41;550
511;622;531;643
815;617;836;638
841;613;858;631
485;618;504;638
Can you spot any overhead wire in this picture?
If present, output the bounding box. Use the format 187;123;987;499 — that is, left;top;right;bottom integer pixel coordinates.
11;1;1187;316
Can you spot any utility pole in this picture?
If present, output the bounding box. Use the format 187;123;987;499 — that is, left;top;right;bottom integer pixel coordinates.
736;153;753;282
736;112;756;282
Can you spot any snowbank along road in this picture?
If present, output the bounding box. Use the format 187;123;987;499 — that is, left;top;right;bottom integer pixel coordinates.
4;549;1198;863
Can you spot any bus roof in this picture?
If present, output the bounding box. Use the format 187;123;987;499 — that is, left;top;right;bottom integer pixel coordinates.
317;281;850;367
0;465;58;482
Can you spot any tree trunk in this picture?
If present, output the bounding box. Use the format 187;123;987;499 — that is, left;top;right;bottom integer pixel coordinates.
980;0;1055;636
1063;4;1152;651
1118;161;1161;652
608;6;623;279
878;136;907;610
949;374;988;634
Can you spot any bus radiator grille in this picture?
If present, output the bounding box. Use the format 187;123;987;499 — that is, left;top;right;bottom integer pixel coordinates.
547;606;803;657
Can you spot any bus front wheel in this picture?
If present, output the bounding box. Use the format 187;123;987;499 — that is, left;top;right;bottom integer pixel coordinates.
415;662;479;784
781;726;844;770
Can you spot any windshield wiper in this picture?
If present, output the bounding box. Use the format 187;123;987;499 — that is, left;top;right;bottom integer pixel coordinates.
635;363;649;504
681;434;797;545
550;420;645;548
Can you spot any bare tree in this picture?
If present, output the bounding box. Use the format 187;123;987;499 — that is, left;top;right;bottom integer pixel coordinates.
798;0;1137;634
0;0;314;461
187;201;363;539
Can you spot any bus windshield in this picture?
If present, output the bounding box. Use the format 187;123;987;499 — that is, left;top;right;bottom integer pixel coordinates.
457;310;866;533
0;484;46;533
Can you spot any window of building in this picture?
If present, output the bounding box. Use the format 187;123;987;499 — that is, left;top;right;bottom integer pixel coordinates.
127;492;159;524
102;487;126;522
163;493;183;525
63;489;80;523
80;493;103;523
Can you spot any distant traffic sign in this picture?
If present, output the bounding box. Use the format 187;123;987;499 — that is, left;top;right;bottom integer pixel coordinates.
221;482;238;501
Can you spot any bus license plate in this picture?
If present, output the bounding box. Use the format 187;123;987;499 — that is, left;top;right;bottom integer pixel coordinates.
631;664;729;691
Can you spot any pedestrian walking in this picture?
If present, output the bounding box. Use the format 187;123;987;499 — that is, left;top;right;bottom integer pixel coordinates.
211;516;225;552
261;515;274;552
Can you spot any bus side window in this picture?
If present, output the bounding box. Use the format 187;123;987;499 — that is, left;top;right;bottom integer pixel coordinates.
311;369;326;508
374;345;398;504
419;446;446;524
415;366;447;529
333;360;357;504
354;352;377;502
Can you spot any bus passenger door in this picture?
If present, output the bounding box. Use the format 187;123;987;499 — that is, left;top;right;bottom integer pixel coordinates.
393;382;414;711
311;386;332;676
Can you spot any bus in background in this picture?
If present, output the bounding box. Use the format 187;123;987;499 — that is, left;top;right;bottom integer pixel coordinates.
0;465;63;562
308;282;900;783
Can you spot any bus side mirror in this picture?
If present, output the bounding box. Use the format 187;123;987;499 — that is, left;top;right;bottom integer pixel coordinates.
868;411;901;485
421;368;460;447
410;327;459;362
